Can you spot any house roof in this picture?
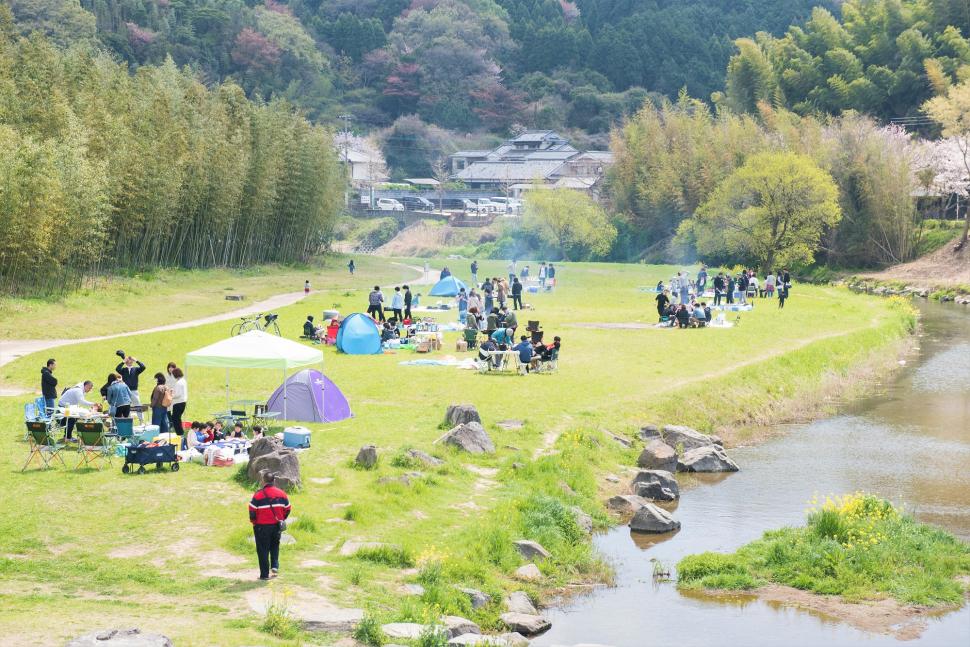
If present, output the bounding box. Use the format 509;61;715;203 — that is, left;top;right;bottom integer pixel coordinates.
339;150;370;163
403;178;440;186
554;177;599;189
452;150;492;158
453;160;565;183
512;130;559;143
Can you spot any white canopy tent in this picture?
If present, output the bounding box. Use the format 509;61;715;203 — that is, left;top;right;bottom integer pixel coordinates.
185;330;323;419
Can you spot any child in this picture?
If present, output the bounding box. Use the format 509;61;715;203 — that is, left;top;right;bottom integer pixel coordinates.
252;425;264;440
231;422;245;438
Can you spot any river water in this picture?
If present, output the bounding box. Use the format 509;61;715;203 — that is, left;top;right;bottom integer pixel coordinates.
534;302;970;647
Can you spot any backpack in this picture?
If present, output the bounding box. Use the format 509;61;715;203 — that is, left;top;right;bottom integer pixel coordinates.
160;386;174;408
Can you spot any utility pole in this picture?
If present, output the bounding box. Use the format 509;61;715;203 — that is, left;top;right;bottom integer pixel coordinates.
338;113;353;208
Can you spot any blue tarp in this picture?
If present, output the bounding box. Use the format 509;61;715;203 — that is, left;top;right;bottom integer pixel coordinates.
428;276;467;297
336;313;382;355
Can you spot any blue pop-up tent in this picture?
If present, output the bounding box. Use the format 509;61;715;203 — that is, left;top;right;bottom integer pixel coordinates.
336;313;382;355
429;276;467;297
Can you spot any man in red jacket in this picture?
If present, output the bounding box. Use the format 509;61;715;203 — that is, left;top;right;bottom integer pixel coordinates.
248;472;292;580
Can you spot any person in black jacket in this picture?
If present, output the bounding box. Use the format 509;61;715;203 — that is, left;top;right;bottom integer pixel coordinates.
511;277;523;310
41;359;58;414
116;355;147;424
403;285;412;322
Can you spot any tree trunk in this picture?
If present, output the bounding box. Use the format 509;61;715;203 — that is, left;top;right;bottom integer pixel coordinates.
957;193;969;251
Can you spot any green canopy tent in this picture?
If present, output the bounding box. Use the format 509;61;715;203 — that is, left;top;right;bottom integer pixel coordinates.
185;330;323;419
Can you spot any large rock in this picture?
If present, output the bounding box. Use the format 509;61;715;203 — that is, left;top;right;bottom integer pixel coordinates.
382;623;428;640
500;613;551;636
629;503;681;533
458;587;491;610
630;470;679;501
514;540;551;560
247;437;301;491
505;592;538;615
446;404;482;427
448;635;524;647
637;440;677;472
355;445;378;468
606;494;648;514
442;422;495;454
570;506;593;534
677;445;739;473
443;616;481;638
661;425;722;452
67;629;173;647
638;425;661;441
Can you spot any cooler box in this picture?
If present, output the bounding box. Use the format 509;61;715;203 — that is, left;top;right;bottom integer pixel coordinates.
133;424;160;442
283;426;311;448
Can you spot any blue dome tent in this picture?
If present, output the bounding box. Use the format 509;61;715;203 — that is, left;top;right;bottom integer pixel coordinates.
336;313;382;355
429;276;467;297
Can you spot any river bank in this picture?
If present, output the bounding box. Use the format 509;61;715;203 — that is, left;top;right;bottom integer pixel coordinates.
0;263;918;646
534;300;970;647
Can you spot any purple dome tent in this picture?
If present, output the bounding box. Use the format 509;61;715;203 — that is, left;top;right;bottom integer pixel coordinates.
266;369;352;423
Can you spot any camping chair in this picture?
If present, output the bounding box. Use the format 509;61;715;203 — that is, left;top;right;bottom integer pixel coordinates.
462;328;479;350
22;421;66;471
114;417;134;442
526;320;541;332
539;349;559;373
229;409;250;424
75;421;112;470
325;324;340;346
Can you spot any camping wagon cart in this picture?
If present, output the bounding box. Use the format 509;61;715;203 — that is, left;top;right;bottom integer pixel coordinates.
121;442;180;474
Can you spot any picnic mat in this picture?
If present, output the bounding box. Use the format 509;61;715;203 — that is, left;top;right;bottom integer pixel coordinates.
399;356;479;370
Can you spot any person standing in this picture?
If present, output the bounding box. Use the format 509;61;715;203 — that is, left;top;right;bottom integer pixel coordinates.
41;359;58;415
538;263;547;288
470;260;479;285
656;289;670;321
58;381;95;440
678;272;689;306
116;355;147;424
778;281;788;308
106;373;132;419
502;306;518;340
457;288;469;324
391;286;404;322
697;265;708;294
496;278;508;309
403;285;413;322
547;263;556;287
367;286;385;321
520;265;529;280
304;280;310;295
507;260;516;285
170;368;187;436
249;471;291;581
511;277;523;310
440;267;451;280
347;259;355;275
150;373;171;436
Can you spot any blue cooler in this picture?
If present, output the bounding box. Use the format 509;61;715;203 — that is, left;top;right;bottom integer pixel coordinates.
283;426;311;448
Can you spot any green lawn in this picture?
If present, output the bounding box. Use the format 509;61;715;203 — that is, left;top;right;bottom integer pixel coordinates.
0;260;914;646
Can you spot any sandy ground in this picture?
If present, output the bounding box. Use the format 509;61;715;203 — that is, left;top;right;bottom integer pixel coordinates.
862;234;970;287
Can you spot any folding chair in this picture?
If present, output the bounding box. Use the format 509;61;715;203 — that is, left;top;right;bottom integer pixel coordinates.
22;421;66;471
75;421;112;470
462;328;479;350
114;417;134;442
526;320;541;332
539;349;559;373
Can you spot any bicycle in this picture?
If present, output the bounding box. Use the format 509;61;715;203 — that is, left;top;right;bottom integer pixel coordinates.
231;312;282;336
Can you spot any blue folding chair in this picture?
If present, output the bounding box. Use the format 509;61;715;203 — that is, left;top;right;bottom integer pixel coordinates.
114;417;134;441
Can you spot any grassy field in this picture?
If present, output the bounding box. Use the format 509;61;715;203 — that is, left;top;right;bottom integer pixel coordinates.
0;260;915;646
0;255;420;340
677;493;970;605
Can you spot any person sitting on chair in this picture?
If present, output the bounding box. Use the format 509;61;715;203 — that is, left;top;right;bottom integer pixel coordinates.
58;380;96;440
478;337;498;369
512;335;534;372
231;422;246;438
691;303;707;327
675;304;691;329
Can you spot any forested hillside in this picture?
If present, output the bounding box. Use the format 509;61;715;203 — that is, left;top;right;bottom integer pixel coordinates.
8;0;832;134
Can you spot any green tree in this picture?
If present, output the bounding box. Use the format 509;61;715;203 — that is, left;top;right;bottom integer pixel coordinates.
923;79;970;249
683;151;841;270
523;188;616;260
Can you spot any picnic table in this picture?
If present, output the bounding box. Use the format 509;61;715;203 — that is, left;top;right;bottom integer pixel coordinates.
478;350;521;373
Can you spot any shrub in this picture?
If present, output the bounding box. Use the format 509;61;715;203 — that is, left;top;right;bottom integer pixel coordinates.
677;552;750;586
260;596;301;639
355;545;415;568
353;613;385;646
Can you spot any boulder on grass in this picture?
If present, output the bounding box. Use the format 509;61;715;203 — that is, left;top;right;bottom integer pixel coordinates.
67;628;173;647
661;425;722;452
514;563;542;581
638;425;661;441
637;440;677;472
629;503;681;533
630;470;679;501
442;422;495;454
443;616;481;638
606;494;648;514
446;404;482;427
247;437;301;491
677;445;739;473
382;623;428;640
500;613;551;636
570;506;593;534
458;587;491;610
407;448;444;466
355;445;378;468
505;592;538;615
514;540;551;560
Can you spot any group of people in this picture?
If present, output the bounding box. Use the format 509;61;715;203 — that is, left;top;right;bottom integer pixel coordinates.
478;332;562;372
657;267;793;312
486;260;556;288
41;353;190;440
366;285;414;323
655;293;714;328
184;420;264;450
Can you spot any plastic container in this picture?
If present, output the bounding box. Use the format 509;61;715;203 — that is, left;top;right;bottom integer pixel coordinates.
283;426;311;449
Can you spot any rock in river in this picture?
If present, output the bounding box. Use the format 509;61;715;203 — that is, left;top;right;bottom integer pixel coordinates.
636;440;678;472
606;494;648;514
500;612;552;636
630;469;679;501
629;503;681;533
677;445;739;473
661;425;722;452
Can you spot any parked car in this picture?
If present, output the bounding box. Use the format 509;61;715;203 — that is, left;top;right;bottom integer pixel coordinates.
489;197;522;213
376;198;404;211
463;198;501;213
401;196;435;211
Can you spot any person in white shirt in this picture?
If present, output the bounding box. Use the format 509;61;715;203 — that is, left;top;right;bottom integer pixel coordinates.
765;273;776;298
58;381;95;440
748;274;760;298
170;367;188;437
390;286;405;322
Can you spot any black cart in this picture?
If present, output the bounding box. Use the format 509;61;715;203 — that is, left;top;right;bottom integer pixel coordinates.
122;443;180;474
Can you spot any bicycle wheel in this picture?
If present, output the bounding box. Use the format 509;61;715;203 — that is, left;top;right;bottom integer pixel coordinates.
270;322;281;336
239;320;259;333
231;322;243;336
